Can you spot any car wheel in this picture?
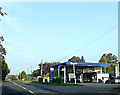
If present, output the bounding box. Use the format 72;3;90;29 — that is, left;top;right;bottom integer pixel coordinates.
105;81;108;84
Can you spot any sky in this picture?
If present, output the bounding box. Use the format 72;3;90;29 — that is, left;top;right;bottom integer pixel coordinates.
0;2;118;75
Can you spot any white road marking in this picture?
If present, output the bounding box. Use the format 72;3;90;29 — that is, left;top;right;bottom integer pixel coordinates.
97;91;109;93
97;91;102;93
10;81;35;94
103;91;109;93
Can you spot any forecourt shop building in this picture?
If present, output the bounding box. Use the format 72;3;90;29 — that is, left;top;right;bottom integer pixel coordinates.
49;62;109;84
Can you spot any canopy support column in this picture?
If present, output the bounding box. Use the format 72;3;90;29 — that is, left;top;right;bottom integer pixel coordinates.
83;69;85;73
115;64;119;78
58;66;60;77
73;64;76;84
100;67;102;74
64;66;66;83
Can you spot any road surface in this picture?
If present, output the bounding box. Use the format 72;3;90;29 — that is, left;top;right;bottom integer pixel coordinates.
1;81;120;94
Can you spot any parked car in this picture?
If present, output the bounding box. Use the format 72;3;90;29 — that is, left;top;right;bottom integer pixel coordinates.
105;77;115;84
115;78;120;84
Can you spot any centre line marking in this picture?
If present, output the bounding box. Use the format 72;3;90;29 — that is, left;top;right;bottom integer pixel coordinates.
10;81;35;94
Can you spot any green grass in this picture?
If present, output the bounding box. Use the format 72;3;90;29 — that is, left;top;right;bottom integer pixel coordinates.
12;80;33;82
0;80;2;83
32;81;81;86
11;80;81;86
24;80;33;82
42;82;81;86
12;80;23;82
32;81;39;83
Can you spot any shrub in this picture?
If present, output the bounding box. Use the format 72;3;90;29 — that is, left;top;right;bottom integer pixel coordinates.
52;77;63;83
38;78;43;83
11;75;18;80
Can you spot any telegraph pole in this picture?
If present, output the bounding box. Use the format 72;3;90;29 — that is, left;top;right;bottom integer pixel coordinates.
20;72;21;80
41;59;43;77
27;68;29;80
31;66;32;77
31;66;32;75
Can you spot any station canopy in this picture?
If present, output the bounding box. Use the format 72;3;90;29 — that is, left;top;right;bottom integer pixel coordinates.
50;62;109;69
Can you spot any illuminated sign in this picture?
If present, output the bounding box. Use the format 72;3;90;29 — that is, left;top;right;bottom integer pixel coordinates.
50;67;54;71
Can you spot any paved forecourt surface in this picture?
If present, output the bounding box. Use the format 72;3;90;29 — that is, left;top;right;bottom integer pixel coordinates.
1;81;120;94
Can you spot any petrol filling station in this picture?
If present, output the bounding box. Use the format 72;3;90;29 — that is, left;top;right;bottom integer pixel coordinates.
49;62;109;83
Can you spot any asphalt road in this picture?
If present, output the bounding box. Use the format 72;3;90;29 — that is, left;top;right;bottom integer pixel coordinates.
1;81;120;94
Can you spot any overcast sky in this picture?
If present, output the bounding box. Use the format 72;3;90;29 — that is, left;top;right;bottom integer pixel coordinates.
0;2;118;75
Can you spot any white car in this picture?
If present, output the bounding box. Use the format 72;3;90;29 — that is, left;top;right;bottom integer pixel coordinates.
115;78;120;83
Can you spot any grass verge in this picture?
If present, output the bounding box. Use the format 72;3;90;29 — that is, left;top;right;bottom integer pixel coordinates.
43;82;81;86
32;81;81;86
11;80;82;86
12;80;33;82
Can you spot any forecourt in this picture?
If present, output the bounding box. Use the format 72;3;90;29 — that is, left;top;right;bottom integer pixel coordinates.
49;62;110;83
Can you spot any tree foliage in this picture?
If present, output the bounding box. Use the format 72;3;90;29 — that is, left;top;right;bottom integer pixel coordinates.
0;7;8;21
68;56;85;62
99;53;118;64
38;61;60;77
0;7;10;80
81;56;85;62
2;59;10;80
38;62;50;76
106;64;115;73
32;69;39;77
11;75;18;80
99;53;118;73
0;37;10;80
18;71;26;79
21;71;26;79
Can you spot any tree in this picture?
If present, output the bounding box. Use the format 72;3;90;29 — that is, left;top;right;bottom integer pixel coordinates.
18;71;26;79
2;59;10;80
68;56;85;62
99;53;118;64
81;56;85;62
0;7;8;21
32;69;39;77
38;61;60;77
0;37;10;80
21;71;26;79
67;56;85;77
68;56;80;62
0;7;10;80
38;62;56;77
11;75;18;80
99;53;118;73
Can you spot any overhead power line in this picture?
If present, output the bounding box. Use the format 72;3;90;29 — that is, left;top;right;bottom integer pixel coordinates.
55;23;117;62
